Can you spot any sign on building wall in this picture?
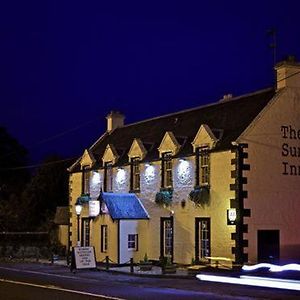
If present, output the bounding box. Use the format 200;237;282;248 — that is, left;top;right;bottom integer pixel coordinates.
89;200;100;217
71;246;96;271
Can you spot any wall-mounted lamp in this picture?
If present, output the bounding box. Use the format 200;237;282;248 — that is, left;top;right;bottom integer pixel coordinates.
227;208;237;225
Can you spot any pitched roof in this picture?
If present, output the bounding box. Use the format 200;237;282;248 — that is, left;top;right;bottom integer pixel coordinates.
100;192;149;220
54;206;69;225
70;88;275;171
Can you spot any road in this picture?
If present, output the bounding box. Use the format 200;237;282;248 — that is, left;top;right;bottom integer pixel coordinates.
0;262;299;299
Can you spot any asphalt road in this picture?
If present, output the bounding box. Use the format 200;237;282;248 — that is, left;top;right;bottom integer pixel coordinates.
0;262;299;300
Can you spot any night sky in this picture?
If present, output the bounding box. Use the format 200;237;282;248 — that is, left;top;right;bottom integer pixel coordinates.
1;1;300;165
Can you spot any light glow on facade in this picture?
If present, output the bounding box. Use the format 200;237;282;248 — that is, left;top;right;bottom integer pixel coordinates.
144;164;155;182
92;171;101;185
116;168;126;185
177;158;191;184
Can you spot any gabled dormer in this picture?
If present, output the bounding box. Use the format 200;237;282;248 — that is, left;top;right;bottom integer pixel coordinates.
102;144;119;165
158;131;181;157
192;124;218;151
128;138;147;160
80;149;96;169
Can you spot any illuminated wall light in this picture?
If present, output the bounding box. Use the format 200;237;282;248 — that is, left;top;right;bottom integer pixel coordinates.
197;274;300;291
177;158;191;184
116;168;126;184
92;171;101;185
144;164;155;182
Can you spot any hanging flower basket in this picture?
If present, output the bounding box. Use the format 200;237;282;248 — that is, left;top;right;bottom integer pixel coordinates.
189;186;210;207
155;188;173;206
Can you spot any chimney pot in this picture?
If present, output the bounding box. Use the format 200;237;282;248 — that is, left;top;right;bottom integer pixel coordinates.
106;111;125;132
275;56;300;90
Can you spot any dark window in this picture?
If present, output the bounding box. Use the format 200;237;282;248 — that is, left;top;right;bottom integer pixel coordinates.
81;218;90;247
196;147;210;186
128;234;138;251
82;166;90;194
162;152;172;188
101;225;108;252
104;162;113;192
130;157;140;191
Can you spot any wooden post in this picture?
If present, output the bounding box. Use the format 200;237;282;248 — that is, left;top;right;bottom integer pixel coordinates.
130;258;134;273
105;256;109;271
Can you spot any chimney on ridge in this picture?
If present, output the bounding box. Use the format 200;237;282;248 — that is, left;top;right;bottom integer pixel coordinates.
275;56;300;90
106;111;125;132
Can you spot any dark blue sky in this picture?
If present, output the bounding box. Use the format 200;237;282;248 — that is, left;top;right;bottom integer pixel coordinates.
1;1;300;164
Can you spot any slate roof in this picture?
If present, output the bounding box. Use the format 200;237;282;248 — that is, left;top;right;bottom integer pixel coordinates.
70;88;275;172
100;192;149;220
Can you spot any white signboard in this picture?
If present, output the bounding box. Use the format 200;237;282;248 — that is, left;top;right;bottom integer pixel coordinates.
73;246;96;269
89;200;100;217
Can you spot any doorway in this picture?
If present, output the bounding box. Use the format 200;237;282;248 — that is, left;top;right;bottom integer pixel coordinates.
195;218;211;262
257;230;280;262
160;217;174;262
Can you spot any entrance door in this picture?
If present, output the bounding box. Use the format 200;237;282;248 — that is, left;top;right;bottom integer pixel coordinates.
81;218;90;247
160;217;173;261
195;218;210;262
257;230;280;262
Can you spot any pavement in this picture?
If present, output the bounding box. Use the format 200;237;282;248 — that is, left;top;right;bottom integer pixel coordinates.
0;257;230;279
2;257;300;282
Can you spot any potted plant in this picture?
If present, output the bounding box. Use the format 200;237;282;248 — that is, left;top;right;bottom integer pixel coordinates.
161;256;177;274
139;253;152;271
189;186;210;207
155;188;173;206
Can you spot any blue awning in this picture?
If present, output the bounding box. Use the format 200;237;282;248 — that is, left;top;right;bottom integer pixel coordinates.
100;192;149;220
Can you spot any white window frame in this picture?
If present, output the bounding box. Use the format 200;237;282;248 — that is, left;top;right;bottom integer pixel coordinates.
127;234;138;251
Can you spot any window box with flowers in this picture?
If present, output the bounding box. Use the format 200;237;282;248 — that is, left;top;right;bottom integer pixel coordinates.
155;188;173;206
189;186;210;207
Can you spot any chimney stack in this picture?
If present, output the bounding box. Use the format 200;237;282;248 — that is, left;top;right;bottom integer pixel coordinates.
219;94;233;102
106;111;125;132
275;56;300;90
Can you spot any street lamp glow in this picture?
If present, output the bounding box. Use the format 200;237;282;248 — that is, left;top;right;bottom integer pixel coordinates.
75;203;82;216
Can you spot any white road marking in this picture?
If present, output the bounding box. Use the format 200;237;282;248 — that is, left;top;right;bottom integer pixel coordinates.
0;278;124;300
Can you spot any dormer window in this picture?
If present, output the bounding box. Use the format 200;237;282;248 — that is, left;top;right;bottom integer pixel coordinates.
130;157;140;192
196;147;210;186
82;165;90;194
104;162;113;192
162;152;173;188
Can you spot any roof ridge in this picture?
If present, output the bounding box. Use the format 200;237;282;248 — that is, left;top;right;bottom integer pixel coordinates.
116;87;274;130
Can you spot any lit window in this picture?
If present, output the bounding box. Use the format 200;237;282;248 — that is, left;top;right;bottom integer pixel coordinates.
128;234;138;251
131;157;140;191
196;147;210;186
101;225;108;252
82;166;90;194
104;162;113;192
162;152;173;188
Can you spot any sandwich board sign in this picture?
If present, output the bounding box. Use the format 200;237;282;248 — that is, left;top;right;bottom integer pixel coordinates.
71;246;96;272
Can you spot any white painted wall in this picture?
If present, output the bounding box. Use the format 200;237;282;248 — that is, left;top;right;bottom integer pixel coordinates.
119;220;138;264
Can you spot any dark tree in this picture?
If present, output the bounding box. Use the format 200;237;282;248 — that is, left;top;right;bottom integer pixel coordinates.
21;154;70;230
0;127;29;231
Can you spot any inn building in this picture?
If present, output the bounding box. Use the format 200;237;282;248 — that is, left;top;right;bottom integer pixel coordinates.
68;58;300;266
